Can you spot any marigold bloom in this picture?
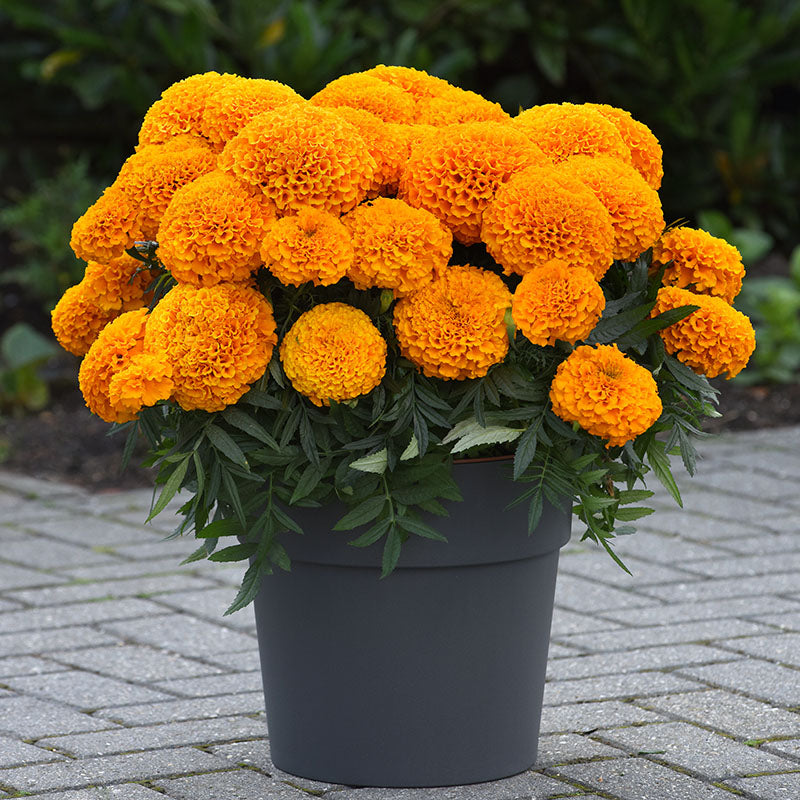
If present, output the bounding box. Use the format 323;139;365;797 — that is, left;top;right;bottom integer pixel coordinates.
398;121;549;244
653;227;745;304
310;73;416;123
51;283;125;357
584;103;663;190
414;87;510;126
652;286;755;379
113;141;218;239
343;198;452;295
363;65;453;102
280;303;387;406
393;265;511;380
78;308;151;423
481;165;615;279
138;71;237;147
199;76;304;148
514;103;632;165
261;206;353;287
158;171;275;286
70;187;138;263
558;155;664;262
81;255;155;312
549;344;662;448
108;353;174;420
144;283;277;411
512;260;605;346
218;104;377;216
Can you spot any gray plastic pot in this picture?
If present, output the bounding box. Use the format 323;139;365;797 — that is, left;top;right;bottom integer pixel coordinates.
251;458;571;788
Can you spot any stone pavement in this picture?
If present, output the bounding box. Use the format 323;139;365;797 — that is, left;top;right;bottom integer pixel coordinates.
0;426;799;800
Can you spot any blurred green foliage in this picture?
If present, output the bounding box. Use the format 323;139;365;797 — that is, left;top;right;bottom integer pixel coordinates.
0;0;798;307
0;322;59;413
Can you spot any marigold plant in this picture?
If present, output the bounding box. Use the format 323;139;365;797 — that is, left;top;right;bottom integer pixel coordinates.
52;67;755;612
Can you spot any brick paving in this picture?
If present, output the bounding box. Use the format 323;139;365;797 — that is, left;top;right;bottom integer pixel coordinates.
0;426;798;799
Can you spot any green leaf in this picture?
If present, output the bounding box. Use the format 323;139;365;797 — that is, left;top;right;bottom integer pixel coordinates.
396;515;448;542
617;306;698;350
333;496;387;531
195;518;244;538
443;417;523;453
348;517;391;547
181;542;213;565
289;463;324;504
209;542;256;562
147;456;189;521
1;322;58;369
647;440;683;507
614;506;655;521
616;489;655;504
513;422;540;479
400;434;419;461
222;407;279;449
380;526;403;578
588;303;653;344
205;423;249;469
350;448;388;474
224;559;264;615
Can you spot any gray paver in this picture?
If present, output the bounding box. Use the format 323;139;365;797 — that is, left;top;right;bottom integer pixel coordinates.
543;672;702;706
92;692;265;726
155;770;321;800
0;734;65;767
763;739;800;760
713;529;800;554
725;773;800;798
716;631;800;668
0;655;70;677
2;537;118;570
641;571;800;603
678;659;800;707
152;671;264;698
0;625;116;656
0;696;120;738
535;733;624;767
554;573;656;611
559;551;701;587
539;700;666;735
149;587;257;631
684;550;800;578
23;786;170;800
23;515;166;547
753;611;800;632
0;561;66;590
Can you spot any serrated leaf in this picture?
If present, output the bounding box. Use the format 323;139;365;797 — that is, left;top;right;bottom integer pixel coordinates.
614;506;655;522
617;305;698;350
180;542;214;565
333;496;387;531
348;518;391;547
443;417;523;453
224;559;264;615
588;302;653;344
222;407;279;449
196;518;244;538
616;489;655;504
380;526;403;578
396;515;447;542
647;440;683;507
513;423;539;479
209;542;256;562
206;423;249;469
400;435;419;461
350;448;388;474
289;464;324;504
147;456;189;521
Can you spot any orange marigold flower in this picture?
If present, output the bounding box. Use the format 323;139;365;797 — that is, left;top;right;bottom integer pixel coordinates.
512;259;605;346
113;141;218;239
342;198;452;295
138;71;237;147
81;254;155;311
218;104;377;216
310;73;416;124
393;265;511;380
481;165;615;279
414;87;510;126
261;206;353;287
653;227;745;304
585;103;663;190
558;155;664;262
144;283;277;411
549;344;662;448
70;186;138;263
514;103;632;165
108;353;174;420
398;121;550;245
363;65;453;102
51;283;125;357
78;308;151;423
652;286;755;379
280;302;387;406
158;171;276;286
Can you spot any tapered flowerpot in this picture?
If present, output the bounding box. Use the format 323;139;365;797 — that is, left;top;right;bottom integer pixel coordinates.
251;458;571;788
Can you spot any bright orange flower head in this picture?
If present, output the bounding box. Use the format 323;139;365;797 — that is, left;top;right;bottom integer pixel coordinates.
342;198;452;295
157;171;276;286
652;286;755;379
512;259;606;346
144;283;278;411
81;254;156;312
310;73;416;123
481;165;615;279
393;265;511;380
70;186;138;264
398;121;550;245
280;303;387;406
108;353;174;420
218;104;377;216
558;155;664;262
363;65;453;102
261;206;354;287
78;308;152;423
414;87;510;126
549;344;662;448
585;103;663;190
51;282;126;357
514;103;632;165
653;227;745;304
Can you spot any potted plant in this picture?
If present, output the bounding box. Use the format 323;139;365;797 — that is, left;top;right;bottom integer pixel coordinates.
50;67;755;788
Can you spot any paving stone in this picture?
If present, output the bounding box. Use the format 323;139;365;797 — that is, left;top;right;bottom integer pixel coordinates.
754;611;800;632
638;689;800;739
155;770;319;800
202;648;262;672
93;692;265;725
24;786;169;800
53;643;223;683
546;644;736;681
58;560;203;582
534;733;624;767
684;470;800;502
23;516;164;548
684;551;800;579
543;672;702;706
0;597;21;614
99;613;256;657
725;773;800;798
679;490;790;525
715;530;800;554
641;571;800;603
0;696;120;738
0;598;166;634
0;625;116;656
611;530;734;563
553;757;753;799
4;670;175;710
539;700;666;735
678;659;800;707
0;655;70;678
598;720;798;780
0;561;67;590
763;739;800;760
153;671;264;698
2;537;119;571
554;573;655;612
559;552;700;587
108;537;201;561
41;715;266;756
599;595;800;627
150;587;257;632
0;734;65;767
639;509;764;540
716;631;800;668
549;607;621;637
0;747;229;793
556;618;771;653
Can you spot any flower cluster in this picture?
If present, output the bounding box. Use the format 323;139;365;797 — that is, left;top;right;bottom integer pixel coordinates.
54;67;756;596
